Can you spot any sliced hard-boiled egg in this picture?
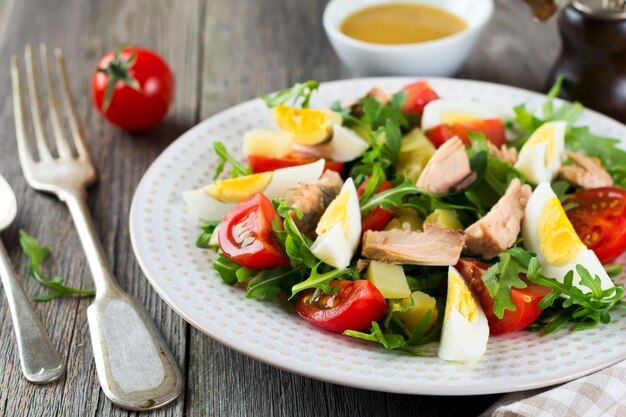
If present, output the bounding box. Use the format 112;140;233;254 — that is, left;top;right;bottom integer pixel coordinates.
421;99;508;131
274;105;343;146
243;129;294;158
183;159;324;221
438;266;490;362
310;178;361;269
514;121;566;184
522;182;615;293
294;125;369;162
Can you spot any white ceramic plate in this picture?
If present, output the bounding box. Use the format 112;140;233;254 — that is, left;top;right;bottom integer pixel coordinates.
130;77;626;395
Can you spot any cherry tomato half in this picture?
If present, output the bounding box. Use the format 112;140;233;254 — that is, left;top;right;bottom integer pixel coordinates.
426;119;507;148
400;81;440;117
296;280;387;333
357;177;393;233
248;151;344;175
565;187;626;264
92;47;174;131
455;259;550;335
218;193;288;269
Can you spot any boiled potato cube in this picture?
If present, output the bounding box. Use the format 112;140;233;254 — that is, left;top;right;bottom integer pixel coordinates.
396;291;438;333
424;209;463;230
384;208;423;231
243;129;294;158
365;260;411;299
396;129;436;183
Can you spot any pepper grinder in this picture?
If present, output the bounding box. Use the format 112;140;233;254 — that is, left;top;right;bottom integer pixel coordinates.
547;0;626;122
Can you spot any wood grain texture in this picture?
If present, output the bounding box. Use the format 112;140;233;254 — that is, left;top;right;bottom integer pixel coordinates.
0;0;559;416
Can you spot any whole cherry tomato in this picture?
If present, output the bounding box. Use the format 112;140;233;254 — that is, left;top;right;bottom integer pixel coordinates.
455;259;550;335
218;193;289;269
296;280;387;333
565;187;626;264
92;46;174;131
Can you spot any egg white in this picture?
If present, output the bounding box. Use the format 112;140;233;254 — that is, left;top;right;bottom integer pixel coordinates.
421;99;508;131
438;266;489;362
514;121;566;184
182;159;325;221
522;182;615;293
294;125;369;162
310;178;361;269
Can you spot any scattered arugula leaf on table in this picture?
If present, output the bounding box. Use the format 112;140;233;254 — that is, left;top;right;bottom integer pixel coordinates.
19;230;95;302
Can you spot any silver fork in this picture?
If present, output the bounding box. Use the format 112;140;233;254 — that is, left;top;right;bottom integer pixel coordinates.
11;44;183;411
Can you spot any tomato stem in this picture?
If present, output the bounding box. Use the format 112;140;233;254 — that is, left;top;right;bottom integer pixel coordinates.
97;45;142;112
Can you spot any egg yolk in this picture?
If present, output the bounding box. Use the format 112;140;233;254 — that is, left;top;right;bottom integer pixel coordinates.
440;111;480;125
445;271;478;323
205;172;272;203
522;122;556;166
274;105;337;146
316;189;351;239
538;197;586;266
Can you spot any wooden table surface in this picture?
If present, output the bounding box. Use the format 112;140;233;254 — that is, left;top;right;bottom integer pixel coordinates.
0;1;560;416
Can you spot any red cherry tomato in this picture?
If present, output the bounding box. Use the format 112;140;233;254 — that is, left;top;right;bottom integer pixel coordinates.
400;81;440;116
92;47;174;131
357;177;393;233
564;187;626;264
248;151;344;175
218;193;289;269
426;119;507;148
455;259;550;335
296;280;387;332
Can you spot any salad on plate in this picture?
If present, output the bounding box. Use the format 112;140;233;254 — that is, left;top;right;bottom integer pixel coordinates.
182;79;626;362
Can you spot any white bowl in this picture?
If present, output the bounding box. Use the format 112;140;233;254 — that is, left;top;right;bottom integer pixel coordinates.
323;0;494;77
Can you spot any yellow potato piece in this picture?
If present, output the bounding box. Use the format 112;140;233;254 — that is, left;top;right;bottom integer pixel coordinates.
396;291;438;333
274;105;341;146
243;129;294;158
365;260;411;299
205;173;272;203
424;209;463;230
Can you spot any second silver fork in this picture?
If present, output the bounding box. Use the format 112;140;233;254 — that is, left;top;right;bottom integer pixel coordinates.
10;44;183;411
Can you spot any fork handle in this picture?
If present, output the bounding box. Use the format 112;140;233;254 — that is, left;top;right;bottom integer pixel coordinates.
63;190;182;410
0;240;65;383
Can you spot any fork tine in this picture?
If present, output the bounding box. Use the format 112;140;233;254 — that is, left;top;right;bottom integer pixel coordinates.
55;48;93;163
39;44;73;159
24;44;52;161
10;54;35;170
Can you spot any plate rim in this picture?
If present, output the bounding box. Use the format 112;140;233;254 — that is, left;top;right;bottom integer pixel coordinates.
129;76;626;396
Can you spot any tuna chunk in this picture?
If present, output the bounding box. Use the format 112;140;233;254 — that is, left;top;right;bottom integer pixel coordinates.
416;137;476;194
558;151;613;189
361;223;465;266
285;170;343;237
464;178;532;259
350;87;392;116
487;141;518;164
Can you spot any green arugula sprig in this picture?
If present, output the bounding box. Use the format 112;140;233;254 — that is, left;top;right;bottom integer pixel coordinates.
195;220;220;249
259;80;319;109
482;247;533;319
212;142;253;180
526;260;625;334
19;230;95;302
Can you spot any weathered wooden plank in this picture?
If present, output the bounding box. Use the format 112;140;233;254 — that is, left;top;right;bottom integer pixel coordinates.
187;1;547;416
0;0;201;415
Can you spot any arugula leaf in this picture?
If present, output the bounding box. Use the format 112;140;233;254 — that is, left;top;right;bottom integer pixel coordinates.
272;199;318;268
290;263;359;298
481;247;532;318
213;253;245;285
605;263;623;279
212;142;253;180
360;178;419;215
259;80;319;109
196;220;220;249
526;260;625;334
343;322;416;354
19;230;95;302
246;266;303;301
